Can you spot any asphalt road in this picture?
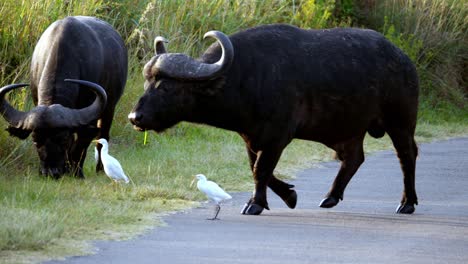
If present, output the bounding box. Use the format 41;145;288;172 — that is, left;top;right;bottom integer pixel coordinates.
47;137;468;264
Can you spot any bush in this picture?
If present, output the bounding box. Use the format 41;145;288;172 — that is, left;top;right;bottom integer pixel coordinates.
365;0;467;108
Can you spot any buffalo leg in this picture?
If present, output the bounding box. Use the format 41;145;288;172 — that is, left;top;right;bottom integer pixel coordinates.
242;146;285;215
96;106;116;172
70;135;93;178
387;129;418;214
320;135;365;208
246;147;297;209
95;143;103;172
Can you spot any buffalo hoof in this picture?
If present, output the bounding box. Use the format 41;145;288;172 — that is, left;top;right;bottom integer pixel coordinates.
283;190;297;209
319;197;340;208
396;203;415;214
241;201;268;215
241;203;264;215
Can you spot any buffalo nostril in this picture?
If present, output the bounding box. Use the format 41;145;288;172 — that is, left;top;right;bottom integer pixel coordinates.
40;167;63;179
128;112;142;123
50;168;62;179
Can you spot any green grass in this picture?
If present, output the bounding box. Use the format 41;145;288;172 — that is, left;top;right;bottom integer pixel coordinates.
370;0;467;107
1;0;467;263
1;116;466;263
0;0;107;83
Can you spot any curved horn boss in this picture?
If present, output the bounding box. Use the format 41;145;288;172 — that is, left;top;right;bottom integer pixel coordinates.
151;31;234;81
59;79;108;127
0;80;107;130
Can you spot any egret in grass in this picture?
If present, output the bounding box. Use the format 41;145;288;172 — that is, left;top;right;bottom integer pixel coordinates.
93;138;129;184
191;174;232;220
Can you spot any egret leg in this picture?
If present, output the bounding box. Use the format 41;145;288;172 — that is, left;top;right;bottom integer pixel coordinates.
208;204;221;220
109;180;119;190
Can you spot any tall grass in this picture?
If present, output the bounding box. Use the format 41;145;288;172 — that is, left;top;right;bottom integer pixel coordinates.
0;0;107;83
0;0;467;263
125;0;296;65
369;0;467;108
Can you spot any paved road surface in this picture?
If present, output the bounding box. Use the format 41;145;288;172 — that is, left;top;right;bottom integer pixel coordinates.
47;137;468;264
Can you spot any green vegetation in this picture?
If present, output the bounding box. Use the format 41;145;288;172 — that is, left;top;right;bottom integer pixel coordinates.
374;0;467;108
0;0;466;263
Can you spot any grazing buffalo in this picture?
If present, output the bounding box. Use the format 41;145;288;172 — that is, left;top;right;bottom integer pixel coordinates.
128;24;419;215
0;16;127;178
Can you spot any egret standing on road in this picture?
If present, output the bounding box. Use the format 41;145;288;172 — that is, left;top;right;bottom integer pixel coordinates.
93;138;129;184
191;174;232;220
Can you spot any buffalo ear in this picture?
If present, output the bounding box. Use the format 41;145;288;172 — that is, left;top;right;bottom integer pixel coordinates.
6;126;31;139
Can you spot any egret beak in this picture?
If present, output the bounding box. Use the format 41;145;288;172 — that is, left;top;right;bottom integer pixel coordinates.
190;176;196;188
92;140;98;143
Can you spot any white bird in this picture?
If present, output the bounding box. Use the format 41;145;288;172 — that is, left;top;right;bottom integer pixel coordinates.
92;138;129;184
191;174;232;220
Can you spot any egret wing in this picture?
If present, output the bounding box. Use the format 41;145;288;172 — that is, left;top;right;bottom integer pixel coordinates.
199;181;232;202
104;154;128;181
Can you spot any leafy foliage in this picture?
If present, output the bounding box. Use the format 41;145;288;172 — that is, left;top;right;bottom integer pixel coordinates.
367;0;467;107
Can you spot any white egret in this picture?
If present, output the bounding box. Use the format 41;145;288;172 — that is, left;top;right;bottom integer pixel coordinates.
191;174;232;220
92;138;129;184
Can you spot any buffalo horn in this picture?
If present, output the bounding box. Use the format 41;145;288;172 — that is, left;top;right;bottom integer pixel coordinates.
57;79;108;127
155;30;234;80
0;83;30;128
0;80;107;130
154;36;168;55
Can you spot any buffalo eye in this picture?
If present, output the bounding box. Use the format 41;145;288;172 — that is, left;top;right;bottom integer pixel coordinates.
154;80;164;90
144;76;160;91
